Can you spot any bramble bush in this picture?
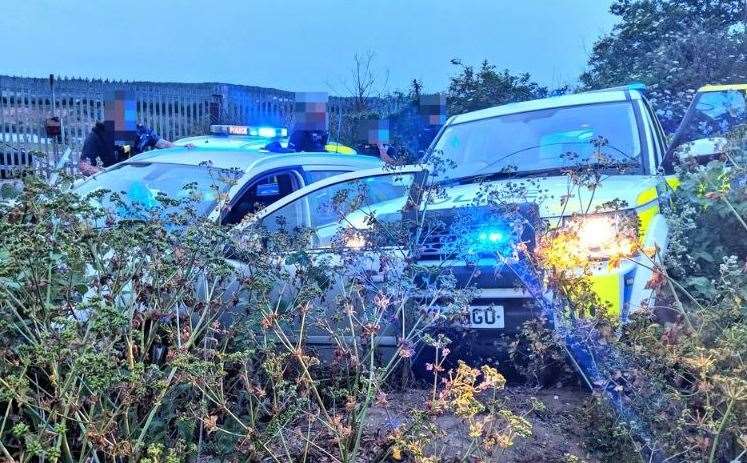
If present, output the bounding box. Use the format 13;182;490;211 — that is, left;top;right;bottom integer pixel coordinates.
608;131;747;462
486;127;747;461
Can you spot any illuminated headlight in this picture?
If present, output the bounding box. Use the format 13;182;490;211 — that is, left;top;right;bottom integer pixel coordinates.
571;216;630;258
537;212;639;268
574;213;638;259
344;233;367;249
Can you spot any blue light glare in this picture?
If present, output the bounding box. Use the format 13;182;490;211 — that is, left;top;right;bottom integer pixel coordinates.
469;224;513;256
478;231;504;242
258;127;289;138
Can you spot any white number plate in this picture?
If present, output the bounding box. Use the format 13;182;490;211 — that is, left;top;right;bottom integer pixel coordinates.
467;306;505;329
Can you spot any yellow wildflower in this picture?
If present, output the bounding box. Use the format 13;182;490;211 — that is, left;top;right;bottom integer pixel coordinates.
479;365;506;391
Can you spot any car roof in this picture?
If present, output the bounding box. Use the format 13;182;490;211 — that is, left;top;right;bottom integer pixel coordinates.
448;88;642;125
698;84;747;92
126;145;381;172
173;134;275;150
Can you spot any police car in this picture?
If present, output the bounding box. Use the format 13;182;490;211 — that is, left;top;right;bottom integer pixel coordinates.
173;124;357;154
668;83;747;162
74;125;380;224
235;85;698;359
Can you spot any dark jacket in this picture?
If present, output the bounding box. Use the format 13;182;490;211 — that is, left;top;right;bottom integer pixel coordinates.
81;123;119;167
133;124;160;154
289;130;328;152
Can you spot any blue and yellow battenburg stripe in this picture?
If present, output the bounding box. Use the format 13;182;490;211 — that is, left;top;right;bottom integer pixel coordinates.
324;142;357;154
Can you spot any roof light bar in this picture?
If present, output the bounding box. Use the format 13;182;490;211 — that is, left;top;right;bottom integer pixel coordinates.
626;82;647;92
210;125;288;138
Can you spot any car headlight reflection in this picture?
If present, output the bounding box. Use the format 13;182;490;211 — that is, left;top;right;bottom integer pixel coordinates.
578;216;616;249
576;215;637;259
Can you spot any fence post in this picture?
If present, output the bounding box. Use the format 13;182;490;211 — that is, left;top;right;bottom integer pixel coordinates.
49;74;60;175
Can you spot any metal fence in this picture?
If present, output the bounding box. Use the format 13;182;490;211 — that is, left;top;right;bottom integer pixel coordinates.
0;75;408;180
0;141;34;180
0;76;292;170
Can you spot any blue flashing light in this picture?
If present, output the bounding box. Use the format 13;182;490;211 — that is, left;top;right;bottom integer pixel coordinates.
627;82;647;92
258;127;283;138
469;224;513;257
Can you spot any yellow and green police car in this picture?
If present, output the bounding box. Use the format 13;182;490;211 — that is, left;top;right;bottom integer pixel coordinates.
669;83;747;162
251;84;746;326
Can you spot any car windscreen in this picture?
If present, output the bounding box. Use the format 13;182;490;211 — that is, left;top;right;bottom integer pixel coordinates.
75;162;237;217
431;101;643;180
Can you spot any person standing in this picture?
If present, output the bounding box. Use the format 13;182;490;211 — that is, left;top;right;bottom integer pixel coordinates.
288;92;329;152
79;121;123;174
416;94;447;152
355;117;399;164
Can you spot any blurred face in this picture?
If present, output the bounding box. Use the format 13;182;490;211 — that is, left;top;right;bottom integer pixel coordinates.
419;94;447;126
294;92;328;131
104;90;137;133
357;119;390;145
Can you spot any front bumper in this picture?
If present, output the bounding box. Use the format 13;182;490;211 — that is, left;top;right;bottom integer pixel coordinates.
417;252;655;333
416;259;544;334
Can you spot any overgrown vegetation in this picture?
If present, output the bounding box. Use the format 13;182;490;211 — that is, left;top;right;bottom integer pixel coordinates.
604;134;747;461
0;170;552;462
534;131;747;462
2;130;745;461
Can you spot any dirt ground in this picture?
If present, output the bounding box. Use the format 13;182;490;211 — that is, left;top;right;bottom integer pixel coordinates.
364;386;598;462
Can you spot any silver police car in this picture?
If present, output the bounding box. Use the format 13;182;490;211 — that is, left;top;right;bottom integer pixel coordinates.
75;125;380;224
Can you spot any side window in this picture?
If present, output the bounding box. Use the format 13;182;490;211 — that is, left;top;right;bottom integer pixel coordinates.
260;172;417;247
305;170;348;184
223;171;298;225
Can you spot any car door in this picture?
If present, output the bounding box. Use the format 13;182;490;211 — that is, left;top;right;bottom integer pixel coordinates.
229;166;427;356
257;167;425;247
667;87;747;164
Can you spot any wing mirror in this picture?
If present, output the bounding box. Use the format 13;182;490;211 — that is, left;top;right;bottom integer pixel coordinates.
674;137;729;164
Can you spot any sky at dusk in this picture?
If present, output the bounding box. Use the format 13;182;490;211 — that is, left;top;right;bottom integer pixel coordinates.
1;0;617;94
